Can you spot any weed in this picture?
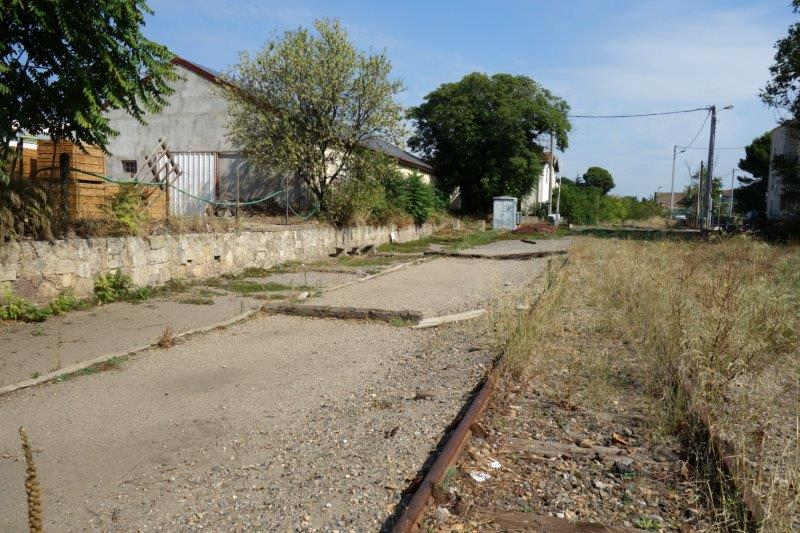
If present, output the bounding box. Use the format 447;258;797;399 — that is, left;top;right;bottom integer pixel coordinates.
157;327;175;348
388;317;416;327
53;355;128;383
225;280;294;294
633;516;661;531
500;236;800;530
178;297;214;305
30;326;44;337
441;466;459;491
30;372;40;379
94;271;151;304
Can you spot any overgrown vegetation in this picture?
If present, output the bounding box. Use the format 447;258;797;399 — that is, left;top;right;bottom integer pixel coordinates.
323;155;444;227
93;270;151;304
103;184;151;235
0;289;90;322
0;178;54;241
556;179;664;225
502;237;800;531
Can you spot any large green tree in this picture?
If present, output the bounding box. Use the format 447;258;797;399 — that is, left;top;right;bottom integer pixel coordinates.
1;0;176;183
408;73;570;214
581;166;615;194
224;19;404;209
735;132;771;214
762;0;800;119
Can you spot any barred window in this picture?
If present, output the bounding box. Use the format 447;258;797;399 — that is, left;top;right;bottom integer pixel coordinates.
122;160;137;174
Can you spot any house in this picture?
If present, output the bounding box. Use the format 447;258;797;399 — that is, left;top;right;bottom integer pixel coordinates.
653;191;686;211
766;123;800;219
520;152;559;214
104;56;435;215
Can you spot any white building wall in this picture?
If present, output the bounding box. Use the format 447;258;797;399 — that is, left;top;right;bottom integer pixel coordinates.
521;162;556;214
767;125;800;220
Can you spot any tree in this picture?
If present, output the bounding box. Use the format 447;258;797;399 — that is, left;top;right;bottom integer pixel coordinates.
762;0;800;119
581;166;614;194
224;19;404;209
735;132;771;214
408;73;570;214
1;0;176;183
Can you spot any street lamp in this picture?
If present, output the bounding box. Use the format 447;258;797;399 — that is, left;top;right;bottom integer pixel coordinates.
669;145;686;218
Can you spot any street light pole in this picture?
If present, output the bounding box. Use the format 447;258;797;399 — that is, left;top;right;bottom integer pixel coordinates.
669;144;686;219
729;169;735;218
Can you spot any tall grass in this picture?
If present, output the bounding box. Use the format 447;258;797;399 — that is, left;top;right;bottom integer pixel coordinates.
502;236;799;531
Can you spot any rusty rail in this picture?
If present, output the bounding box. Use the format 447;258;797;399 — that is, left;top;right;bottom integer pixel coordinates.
391;371;498;533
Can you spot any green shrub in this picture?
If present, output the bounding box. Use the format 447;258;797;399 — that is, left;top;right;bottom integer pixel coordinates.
104;184;150;235
403;173;438;224
0;291;48;322
94;271;151;304
324;178;390;227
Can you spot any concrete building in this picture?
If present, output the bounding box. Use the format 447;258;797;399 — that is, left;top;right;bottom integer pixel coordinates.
104;56;435;215
766;123;800;219
520;152;558;214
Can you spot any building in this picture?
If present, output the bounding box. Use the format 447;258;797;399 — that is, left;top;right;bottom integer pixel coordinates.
520;152;558;214
104;56;435;215
653;191;686;211
766;123;800;219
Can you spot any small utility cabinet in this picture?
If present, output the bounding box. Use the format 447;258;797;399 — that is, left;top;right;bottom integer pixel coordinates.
492;196;518;230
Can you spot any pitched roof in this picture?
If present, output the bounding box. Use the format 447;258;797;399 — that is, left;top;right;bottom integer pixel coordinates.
360;137;433;174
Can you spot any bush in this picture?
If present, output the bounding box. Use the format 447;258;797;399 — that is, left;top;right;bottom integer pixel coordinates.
0;289;85;322
104;184;150;235
94;271;151;304
403;173;438;225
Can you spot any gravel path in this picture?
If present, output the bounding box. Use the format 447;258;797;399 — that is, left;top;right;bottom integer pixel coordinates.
0;294;262;387
0;313;496;532
307;257;547;317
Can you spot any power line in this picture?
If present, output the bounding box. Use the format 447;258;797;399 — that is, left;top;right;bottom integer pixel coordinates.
569;106;710;118
681;146;745;151
681;110;711;150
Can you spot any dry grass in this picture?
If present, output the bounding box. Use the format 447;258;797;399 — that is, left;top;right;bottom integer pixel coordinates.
501;236;800;531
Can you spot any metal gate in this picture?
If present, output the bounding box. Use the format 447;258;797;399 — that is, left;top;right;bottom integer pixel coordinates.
166;152;217;215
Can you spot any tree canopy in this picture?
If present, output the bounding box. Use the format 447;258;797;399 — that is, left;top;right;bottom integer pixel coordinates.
735;132;771;214
1;0;176;183
762;0;800;119
224;19;404;209
408;73;570;214
581;166;615;194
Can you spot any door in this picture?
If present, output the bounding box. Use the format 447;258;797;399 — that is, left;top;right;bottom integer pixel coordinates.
167;152;217;215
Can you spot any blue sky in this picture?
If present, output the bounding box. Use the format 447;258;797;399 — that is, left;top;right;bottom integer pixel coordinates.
143;0;797;197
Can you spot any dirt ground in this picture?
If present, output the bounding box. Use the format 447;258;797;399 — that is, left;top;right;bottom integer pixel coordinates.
0;250;557;531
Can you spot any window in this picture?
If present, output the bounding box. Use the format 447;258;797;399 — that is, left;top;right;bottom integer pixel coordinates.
122;160;137;175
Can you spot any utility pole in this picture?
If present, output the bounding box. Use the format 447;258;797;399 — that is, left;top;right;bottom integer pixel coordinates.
670;145;678;219
547;132;554;216
696;160;703;224
556;173;562;216
703;105;717;229
729;169;735;218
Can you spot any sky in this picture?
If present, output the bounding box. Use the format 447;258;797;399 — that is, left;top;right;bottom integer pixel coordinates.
143;0;797;198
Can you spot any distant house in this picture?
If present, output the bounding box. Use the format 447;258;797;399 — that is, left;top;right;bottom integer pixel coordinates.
654;192;686;211
520;152;559;214
766;123;800;219
104;56;435;215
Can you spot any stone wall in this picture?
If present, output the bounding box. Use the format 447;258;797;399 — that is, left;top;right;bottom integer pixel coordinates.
0;223;436;303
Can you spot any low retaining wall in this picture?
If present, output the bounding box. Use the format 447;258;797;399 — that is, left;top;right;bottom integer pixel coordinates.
0;223;436;302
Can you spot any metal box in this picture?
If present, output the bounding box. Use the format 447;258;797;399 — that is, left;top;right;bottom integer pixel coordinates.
492;196;518;230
